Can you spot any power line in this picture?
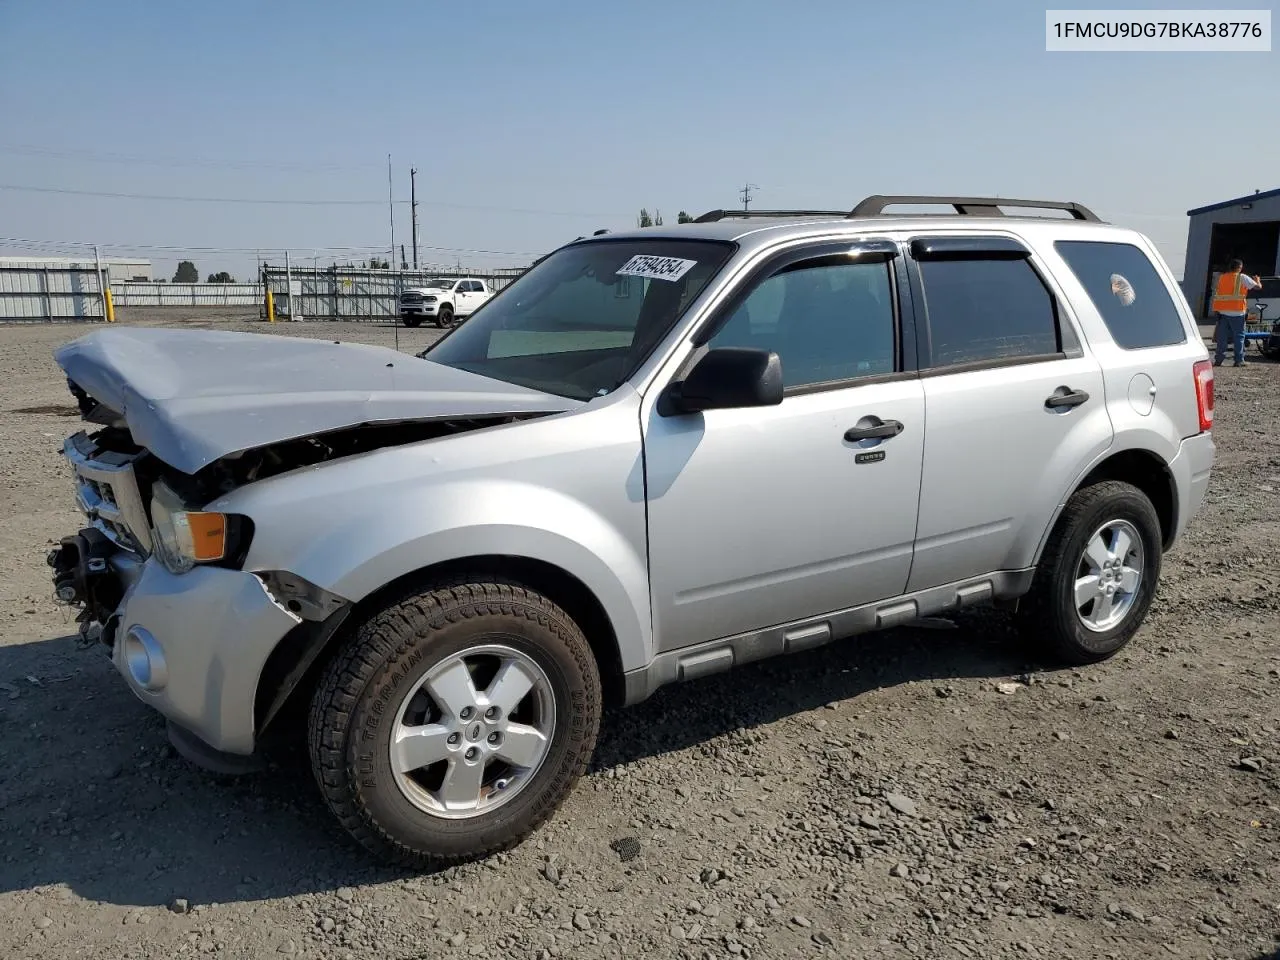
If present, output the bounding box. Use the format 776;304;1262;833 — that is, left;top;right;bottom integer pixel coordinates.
0;182;620;219
0;183;387;206
0;142;380;173
0;235;541;258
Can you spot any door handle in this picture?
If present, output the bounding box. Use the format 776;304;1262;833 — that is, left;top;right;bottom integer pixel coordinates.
844;419;904;442
1045;386;1090;409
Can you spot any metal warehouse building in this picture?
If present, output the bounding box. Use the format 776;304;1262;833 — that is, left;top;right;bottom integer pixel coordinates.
1183;187;1280;318
0;256;151;321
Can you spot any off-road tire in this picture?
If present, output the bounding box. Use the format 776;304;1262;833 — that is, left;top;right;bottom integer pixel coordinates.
402;315;423;328
1018;480;1163;666
307;577;601;867
436;305;454;328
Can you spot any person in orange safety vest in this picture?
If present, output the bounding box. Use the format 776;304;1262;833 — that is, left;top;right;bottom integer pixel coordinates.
1211;259;1262;367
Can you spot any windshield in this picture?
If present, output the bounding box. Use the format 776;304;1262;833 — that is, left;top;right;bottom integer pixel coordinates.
424;279;455;289
420;238;735;399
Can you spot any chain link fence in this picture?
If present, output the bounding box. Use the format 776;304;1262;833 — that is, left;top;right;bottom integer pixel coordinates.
260;265;527;322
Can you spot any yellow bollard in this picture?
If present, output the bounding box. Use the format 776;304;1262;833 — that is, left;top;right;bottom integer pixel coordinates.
104;287;116;323
266;288;275;323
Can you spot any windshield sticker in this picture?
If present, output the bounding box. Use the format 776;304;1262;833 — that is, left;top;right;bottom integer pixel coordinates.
1110;273;1136;307
616;255;697;282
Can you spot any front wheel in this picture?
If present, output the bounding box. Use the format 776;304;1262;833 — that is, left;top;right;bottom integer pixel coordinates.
437;305;454;328
1017;480;1163;665
402;315;422;328
308;578;601;867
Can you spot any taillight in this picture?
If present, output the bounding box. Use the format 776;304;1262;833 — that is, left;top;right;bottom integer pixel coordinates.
1192;359;1214;432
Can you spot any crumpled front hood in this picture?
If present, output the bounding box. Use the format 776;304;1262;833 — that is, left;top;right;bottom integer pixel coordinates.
54;327;580;474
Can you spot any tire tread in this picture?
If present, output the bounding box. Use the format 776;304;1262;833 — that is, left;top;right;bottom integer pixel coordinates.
1019;479;1161;666
306;576;600;867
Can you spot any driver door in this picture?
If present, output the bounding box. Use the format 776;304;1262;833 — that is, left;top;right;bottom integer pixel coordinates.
642;243;925;652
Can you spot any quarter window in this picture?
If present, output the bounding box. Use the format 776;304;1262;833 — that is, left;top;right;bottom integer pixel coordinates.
707;260;896;389
917;257;1059;367
1054;240;1188;350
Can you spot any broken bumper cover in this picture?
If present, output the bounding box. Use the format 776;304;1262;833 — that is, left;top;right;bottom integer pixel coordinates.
1170;431;1215;544
107;556;302;758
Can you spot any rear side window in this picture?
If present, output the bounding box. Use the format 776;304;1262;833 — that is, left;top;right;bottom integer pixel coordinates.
917;258;1059;367
1054;240;1188;349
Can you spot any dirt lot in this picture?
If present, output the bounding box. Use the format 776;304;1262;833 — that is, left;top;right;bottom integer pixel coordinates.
1;312;1277;960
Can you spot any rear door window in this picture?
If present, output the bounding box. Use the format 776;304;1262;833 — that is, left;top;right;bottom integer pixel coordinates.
915;256;1060;367
1054;240;1188;349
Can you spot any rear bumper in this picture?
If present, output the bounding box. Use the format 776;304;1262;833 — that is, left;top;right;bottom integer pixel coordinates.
1170;431;1215;544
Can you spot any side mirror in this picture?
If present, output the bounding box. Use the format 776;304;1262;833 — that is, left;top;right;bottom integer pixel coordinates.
661;347;783;415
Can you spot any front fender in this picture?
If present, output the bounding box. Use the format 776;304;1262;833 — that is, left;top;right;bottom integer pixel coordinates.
210;402;653;672
303;481;650;671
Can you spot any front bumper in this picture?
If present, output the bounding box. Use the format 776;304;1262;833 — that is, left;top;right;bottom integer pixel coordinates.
399;303;439;316
53;533;302;757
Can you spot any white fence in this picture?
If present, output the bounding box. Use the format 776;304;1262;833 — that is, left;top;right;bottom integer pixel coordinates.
1;264;534;322
0;262;108;320
109;282;263;308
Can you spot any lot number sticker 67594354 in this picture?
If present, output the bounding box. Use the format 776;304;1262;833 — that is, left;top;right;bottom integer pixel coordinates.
616;255;697;282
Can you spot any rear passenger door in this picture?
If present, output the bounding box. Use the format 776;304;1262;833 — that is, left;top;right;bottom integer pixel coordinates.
457;280;478;314
903;234;1115;592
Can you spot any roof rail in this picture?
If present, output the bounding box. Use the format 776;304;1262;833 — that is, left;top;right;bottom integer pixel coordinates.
693;209;848;223
849;195;1102;223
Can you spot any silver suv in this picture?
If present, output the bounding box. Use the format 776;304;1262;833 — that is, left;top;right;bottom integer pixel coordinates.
48;195;1216;866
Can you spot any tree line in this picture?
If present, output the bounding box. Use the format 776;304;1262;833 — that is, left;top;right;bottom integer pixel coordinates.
637;209;696;227
170;261;237;283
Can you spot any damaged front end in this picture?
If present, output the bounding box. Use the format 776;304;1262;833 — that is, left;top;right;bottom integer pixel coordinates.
47;527;134;648
50;427;152;649
48;363;562;770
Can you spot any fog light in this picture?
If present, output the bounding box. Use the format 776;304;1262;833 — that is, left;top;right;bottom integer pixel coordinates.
123;626;167;692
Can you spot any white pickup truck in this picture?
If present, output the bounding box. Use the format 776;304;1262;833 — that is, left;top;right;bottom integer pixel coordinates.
398;277;492;328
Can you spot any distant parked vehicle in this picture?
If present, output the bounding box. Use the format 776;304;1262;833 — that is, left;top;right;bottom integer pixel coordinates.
399;278;492;328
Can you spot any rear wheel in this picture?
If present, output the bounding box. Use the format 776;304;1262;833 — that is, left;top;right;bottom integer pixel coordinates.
1018;480;1162;665
307;578;601;866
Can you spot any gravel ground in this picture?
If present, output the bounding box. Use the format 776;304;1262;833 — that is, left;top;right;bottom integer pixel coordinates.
1;313;1277;960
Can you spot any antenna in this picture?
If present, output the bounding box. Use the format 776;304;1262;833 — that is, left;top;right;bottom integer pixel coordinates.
388;153;399;353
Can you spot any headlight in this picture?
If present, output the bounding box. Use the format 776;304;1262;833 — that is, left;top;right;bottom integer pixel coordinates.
150;482;251;574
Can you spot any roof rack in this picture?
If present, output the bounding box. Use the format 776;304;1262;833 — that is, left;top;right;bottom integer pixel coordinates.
849;195;1102;222
692;209;848;223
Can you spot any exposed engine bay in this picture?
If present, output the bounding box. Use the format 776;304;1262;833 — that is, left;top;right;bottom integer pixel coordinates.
162;415;533;500
52;375;544;646
66;375;540;501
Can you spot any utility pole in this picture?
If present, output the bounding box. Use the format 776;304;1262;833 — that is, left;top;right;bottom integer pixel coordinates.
740;183;757;211
284;249;294;321
387;154;396;273
410;167;420;270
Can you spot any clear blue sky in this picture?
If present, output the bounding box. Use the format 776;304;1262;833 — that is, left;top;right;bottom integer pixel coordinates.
1;0;1276;280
